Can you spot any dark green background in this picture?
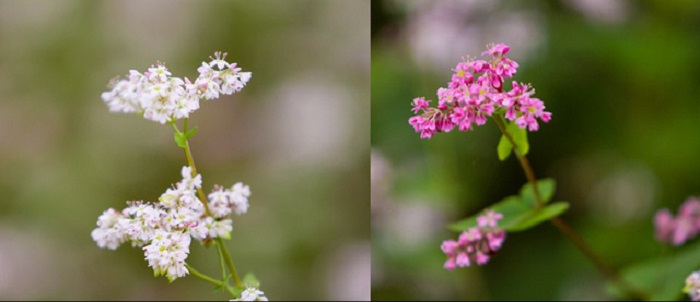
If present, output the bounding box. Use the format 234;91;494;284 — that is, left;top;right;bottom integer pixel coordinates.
371;0;700;300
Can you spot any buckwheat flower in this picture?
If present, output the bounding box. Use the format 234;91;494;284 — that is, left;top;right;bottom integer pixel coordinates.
143;229;191;282
654;209;675;243
441;210;506;270
164;206;201;231
209;218;233;239
654;197;700;246
477;210;503;228
230;182;251;215
409;43;550;139
208;51;231;70
102;52;251;124
516;97;549;131
441;240;459;270
198;77;222;100
160;166;203;209
231;287;268;301
209;187;233;218
481;43;511;57
147;63;172;82
121;202;166;246
411;97;430;114
91;208;126;250
686;271;700;301
101;77;142;114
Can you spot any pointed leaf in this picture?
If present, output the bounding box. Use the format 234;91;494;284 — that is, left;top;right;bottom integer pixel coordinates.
507;120;529;157
449;196;529;232
173;132;187;149
506;202;569;232
497;134;513;161
520;178;556;207
449;198;568;233
185;127;198;139
608;239;700;300
243;273;260;288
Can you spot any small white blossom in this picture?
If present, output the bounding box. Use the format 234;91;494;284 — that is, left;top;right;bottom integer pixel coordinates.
209;51;231;70
143;230;191;282
91;208;126;250
209;187;233;218
230;182;251;215
120;202;166;246
686;271;700;301
92;165;252;282
101;52;251;124
231;287;268;301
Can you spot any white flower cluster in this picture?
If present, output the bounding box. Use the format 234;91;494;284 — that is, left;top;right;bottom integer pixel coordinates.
91;166;252;281
208;182;251;218
687;271;700;301
231;287;268;301
101;51;252;124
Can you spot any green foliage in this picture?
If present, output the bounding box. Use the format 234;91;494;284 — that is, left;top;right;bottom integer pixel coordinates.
449;179;567;232
243;273;261;288
497;134;513;160
520;178;556;207
174;132;187;149
608;241;700;300
185;127;198;139
496;118;529;161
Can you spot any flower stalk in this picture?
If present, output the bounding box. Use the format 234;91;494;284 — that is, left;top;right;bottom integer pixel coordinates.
492;115;648;300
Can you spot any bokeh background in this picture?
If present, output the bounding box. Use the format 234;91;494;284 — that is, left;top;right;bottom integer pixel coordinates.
372;0;700;300
0;0;369;300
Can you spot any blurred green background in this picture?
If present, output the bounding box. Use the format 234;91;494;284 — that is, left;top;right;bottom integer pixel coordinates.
0;0;369;300
371;0;700;300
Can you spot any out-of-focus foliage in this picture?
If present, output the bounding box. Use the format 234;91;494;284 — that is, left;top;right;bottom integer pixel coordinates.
372;0;700;300
0;0;369;300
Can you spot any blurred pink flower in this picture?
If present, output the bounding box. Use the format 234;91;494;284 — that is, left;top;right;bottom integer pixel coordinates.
654;197;700;246
441;210;506;270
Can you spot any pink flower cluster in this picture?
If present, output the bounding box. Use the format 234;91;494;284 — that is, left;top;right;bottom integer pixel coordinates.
655;197;700;246
409;43;551;139
441;210;506;270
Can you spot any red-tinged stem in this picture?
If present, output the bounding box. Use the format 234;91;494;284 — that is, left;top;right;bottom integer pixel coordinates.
492;116;648;300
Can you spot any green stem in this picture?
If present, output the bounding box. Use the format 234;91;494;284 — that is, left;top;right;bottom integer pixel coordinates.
172;119;243;289
217;240;227;280
171;121;212;217
492;116;542;207
186;264;237;298
492;116;648;300
217;237;243;288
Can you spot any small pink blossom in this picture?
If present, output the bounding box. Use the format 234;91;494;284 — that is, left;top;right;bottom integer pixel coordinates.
441;209;506;270
477;210;503;228
654;197;700;246
409;43;551;139
481;43;511;57
411;97;430;114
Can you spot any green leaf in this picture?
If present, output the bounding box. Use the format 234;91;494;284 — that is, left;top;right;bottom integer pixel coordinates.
497;134;513;161
243;273;260;288
507;120;530;157
449;196;529;232
608;240;700;300
494;118;529;160
449;190;568;233
520;178;557;207
173;132;187;149
185;127;198;139
506;202;569;232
